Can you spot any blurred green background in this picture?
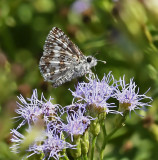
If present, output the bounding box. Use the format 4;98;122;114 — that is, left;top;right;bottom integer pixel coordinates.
0;0;158;159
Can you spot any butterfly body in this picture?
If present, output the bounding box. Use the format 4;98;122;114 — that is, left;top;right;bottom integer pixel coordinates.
39;27;97;87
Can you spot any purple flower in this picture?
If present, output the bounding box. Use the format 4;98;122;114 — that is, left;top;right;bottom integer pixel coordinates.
71;0;91;14
63;104;94;141
70;72;121;115
115;76;152;115
10;129;25;153
10;128;75;160
28;130;75;160
14;89;61;129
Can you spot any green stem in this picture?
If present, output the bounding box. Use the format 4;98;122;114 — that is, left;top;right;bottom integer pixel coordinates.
100;125;120;159
83;154;88;160
100;121;107;160
91;136;97;160
63;154;69;160
101;121;107;138
100;110;128;160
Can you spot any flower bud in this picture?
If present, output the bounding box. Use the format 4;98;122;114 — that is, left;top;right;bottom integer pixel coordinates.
90;118;100;136
81;130;89;155
70;135;81;158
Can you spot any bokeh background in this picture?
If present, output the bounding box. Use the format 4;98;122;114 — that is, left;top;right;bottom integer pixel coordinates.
0;0;158;159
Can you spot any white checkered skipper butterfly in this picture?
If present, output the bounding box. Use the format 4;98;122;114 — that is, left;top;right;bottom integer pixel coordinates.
39;27;105;87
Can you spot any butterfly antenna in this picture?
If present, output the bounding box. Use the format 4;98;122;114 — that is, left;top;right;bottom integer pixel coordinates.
93;51;106;64
93;51;100;57
97;59;106;64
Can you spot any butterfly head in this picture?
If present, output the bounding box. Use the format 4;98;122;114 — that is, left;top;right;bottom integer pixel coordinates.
86;56;97;67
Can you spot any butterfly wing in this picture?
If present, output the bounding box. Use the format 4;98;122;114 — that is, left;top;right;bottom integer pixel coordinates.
39;27;84;84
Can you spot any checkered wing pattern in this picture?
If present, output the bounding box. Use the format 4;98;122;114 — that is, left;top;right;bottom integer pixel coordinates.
39;27;84;86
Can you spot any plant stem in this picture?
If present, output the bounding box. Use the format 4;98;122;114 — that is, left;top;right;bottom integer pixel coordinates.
100;121;107;160
91;135;97;160
100;125;120;159
100;109;128;159
83;154;88;160
62;153;69;160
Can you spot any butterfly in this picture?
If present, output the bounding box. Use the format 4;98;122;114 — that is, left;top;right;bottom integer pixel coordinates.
39;27;105;87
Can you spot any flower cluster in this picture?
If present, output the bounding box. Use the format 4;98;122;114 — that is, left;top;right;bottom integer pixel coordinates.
63;103;94;141
11;126;76;160
11;89;72;159
15;89;62;130
10;72;152;159
70;72;120;115
70;73;152;116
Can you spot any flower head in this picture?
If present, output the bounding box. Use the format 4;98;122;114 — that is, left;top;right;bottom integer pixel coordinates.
15;89;61;129
70;72;121;115
28;130;75;160
10;127;75;160
115;76;152;115
63;104;94;141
